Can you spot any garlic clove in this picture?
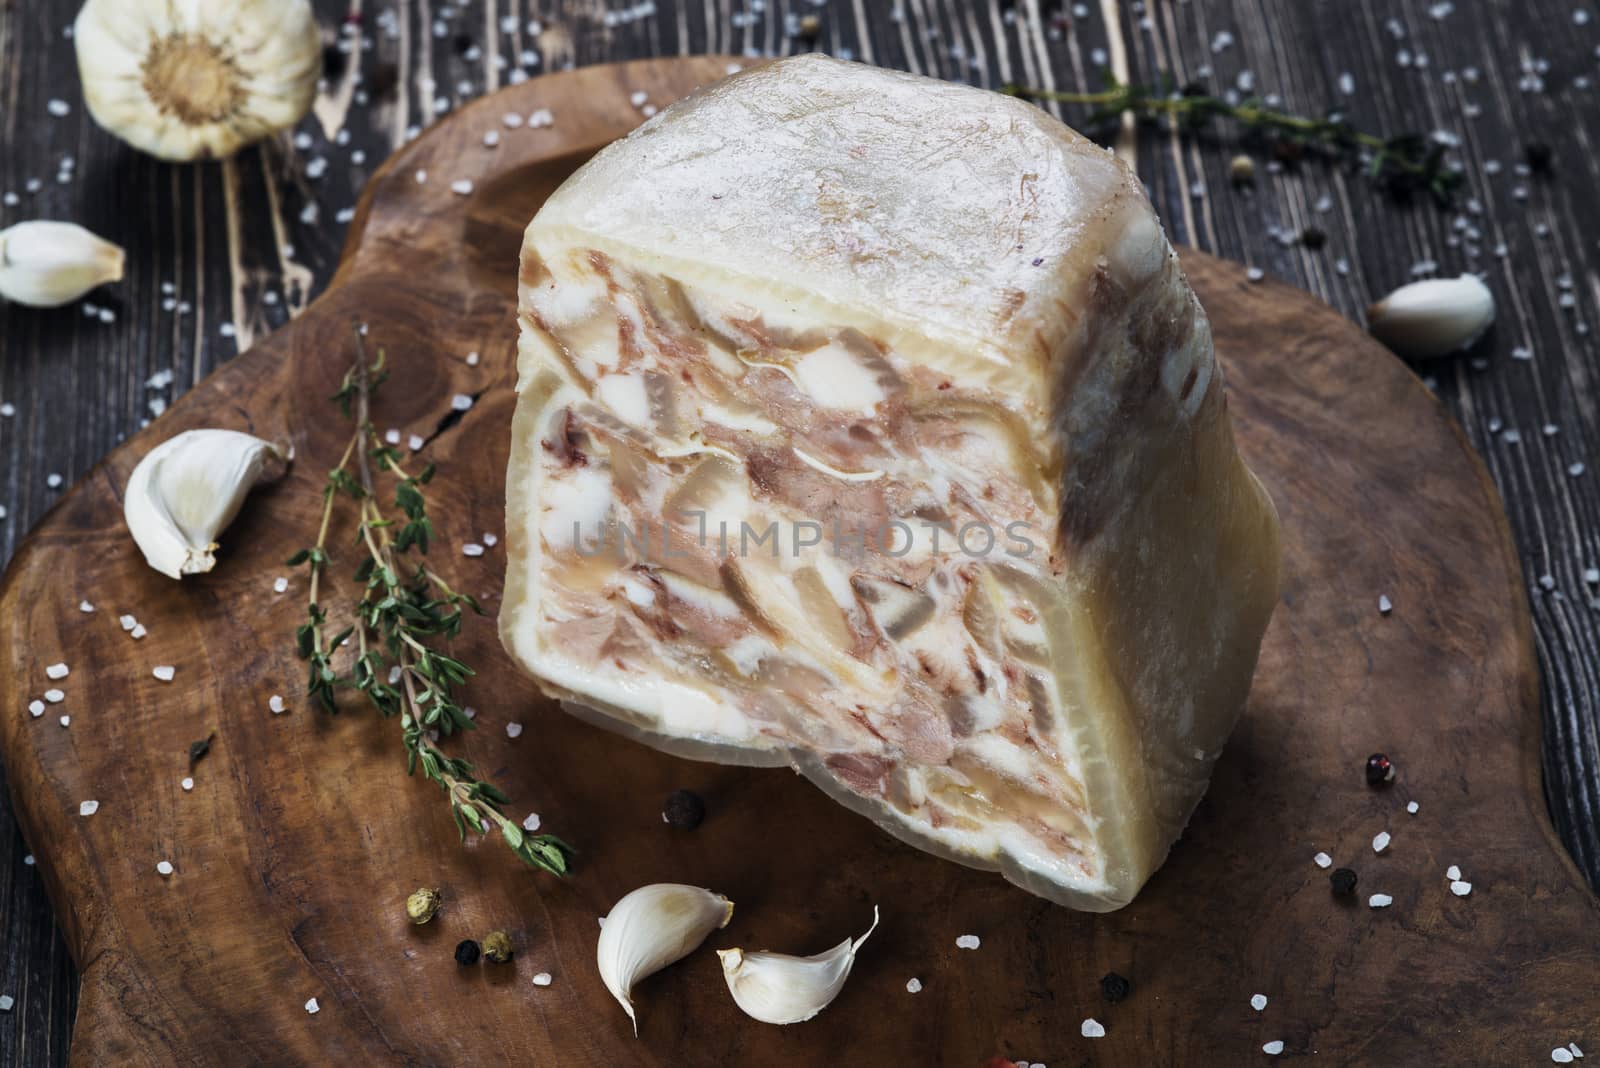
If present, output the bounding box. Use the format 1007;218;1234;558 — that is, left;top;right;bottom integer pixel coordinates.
73;0;322;161
0;222;125;308
123;429;289;580
717;906;879;1025
1366;274;1495;359
596;883;734;1035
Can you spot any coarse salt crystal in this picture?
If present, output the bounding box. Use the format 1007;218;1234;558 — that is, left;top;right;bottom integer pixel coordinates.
463;543;485;557
0;995;12;1012
1378;595;1393;614
483;130;501;147
305;997;320;1014
59;715;70;727
906;978;923;993
629;90;649;107
1369;893;1394;908
1447;864;1461;880
269;694;286;714
79;800;98;816
131;624;147;639
466;351;481;366
156;860;174;876
79;600;94;613
408;434;425;452
414;169;428;184
47;473;63;489
44;689;64;703
955;934;980;950
1080;1018;1106;1038
1246;267;1265;282
46;663;68;679
1450;880;1472;896
1251;994;1268;1011
482;533;498;547
451;179;474;196
1407;801;1419;814
522;812;541;831
273;577;288;594
181;777;194;791
528;109;554;128
532;972;553;986
22;855;32;865
1263;1040;1285;1056
451;393;474;411
506;722;524;738
1570;1043;1584;1059
120;614;137;630
503;111;525;128
153;665;176;682
47;98;70;117
1555;1049;1575;1064
28;700;44;717
1313;852;1332;868
1372;831;1391;853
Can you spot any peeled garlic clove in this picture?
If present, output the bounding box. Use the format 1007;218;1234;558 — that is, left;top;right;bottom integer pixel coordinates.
124;429;288;580
1366;274;1495;359
717;906;879;1025
597;883;734;1035
0;222;125;308
73;0;322;161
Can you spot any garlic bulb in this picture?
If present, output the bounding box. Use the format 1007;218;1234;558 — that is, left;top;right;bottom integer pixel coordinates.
596;883;734;1035
1366;275;1495;359
0;222;125;307
718;907;879;1025
124;429;288;580
73;0;321;161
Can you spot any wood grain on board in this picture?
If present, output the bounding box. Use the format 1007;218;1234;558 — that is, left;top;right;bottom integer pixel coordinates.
0;58;1595;1067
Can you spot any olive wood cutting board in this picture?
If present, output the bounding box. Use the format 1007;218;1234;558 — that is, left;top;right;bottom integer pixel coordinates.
2;56;1596;1067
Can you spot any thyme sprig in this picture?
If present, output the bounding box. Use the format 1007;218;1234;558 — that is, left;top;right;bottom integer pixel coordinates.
289;330;574;877
1003;74;1463;205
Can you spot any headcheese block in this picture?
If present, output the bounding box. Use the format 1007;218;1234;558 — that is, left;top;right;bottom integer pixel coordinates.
501;55;1281;910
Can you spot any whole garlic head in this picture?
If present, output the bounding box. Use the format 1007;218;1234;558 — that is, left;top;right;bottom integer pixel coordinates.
74;0;322;161
0;222;125;307
124;429;289;580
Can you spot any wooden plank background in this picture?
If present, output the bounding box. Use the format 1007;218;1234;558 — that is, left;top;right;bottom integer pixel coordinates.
1;0;1595;1061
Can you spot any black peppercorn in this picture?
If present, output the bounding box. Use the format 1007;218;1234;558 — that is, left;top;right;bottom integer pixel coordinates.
454;939;481;966
1299;227;1327;250
1330;868;1358;896
1100;971;1131;1003
1524;141;1553;174
662;789;706;830
1365;753;1395;786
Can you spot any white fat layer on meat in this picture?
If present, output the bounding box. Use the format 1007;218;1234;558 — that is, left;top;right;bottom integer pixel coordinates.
794;342;886;412
539;464;613;552
699;400;779;435
538;650;764;742
596;373;652;427
619;575;657;607
658;570;742;619
723;634;776;676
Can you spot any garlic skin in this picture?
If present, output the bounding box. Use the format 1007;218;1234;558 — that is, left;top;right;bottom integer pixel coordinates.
596;883;734;1035
0;222;125;307
123;429;288;580
73;0;321;161
1366;275;1495;359
717;907;880;1026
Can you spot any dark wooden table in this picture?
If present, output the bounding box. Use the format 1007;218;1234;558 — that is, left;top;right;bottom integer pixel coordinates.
2;0;1596;1062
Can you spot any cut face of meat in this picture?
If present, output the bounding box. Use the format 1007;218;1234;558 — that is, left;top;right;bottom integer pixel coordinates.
501;54;1281;911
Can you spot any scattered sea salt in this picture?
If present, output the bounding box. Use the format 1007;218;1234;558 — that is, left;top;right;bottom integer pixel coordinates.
906;978;923;993
305;997;320;1015
483;533;498;547
1246;267;1265;282
408;434;425;452
22;855;32;866
466;351;481;366
1373;831;1391;853
1378;595;1393;614
1081;1018;1106;1038
1251;994;1268;1011
483;130;501;148
506;722;524;738
58;715;70;727
532;972;553;987
1263;1040;1285;1056
273;577;289;594
0;995;11;1012
451;393;474;411
181;777;194;791
1406;801;1419;814
44;689;64;704
451;179;474;196
46;662;68;680
1369;893;1394;908
522;812;541;831
1447;864;1461;880
1450;880;1473;896
1555;1049;1576;1064
156;860;174;876
502;111;525;128
131;624;147;639
47;98;70;117
269;694;286;714
629;90;649;107
955;934;980;950
28;700;44;718
78;600;94;613
46;473;63;489
79;800;98;816
528;108;554;128
121;615;140;631
1570;1042;1584;1059
153;665;176;682
1313;852;1332;868
463;543;485;557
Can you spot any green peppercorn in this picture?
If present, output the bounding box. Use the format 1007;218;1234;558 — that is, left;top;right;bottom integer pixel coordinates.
405;887;442;925
1228;154;1256;184
482;930;514;964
